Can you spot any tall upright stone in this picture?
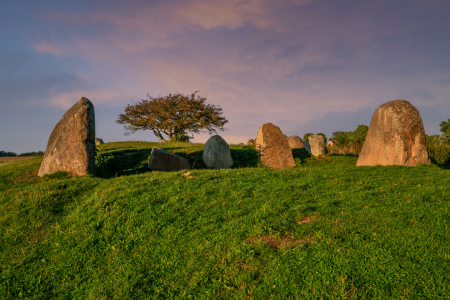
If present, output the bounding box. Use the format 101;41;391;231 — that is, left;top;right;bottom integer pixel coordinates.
255;123;296;169
287;136;304;149
38;97;96;176
357;100;429;166
203;135;233;169
303;135;326;157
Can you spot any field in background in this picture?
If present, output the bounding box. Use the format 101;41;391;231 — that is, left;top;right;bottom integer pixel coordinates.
1;141;450;299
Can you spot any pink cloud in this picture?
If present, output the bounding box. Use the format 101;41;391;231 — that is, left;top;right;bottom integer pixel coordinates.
29;0;450;140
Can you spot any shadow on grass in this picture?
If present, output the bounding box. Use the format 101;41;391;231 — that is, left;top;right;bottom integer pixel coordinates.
329;153;359;157
429;157;450;170
96;149;153;179
96;146;265;176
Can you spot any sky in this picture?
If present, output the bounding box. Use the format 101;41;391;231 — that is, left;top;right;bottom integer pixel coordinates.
1;0;450;153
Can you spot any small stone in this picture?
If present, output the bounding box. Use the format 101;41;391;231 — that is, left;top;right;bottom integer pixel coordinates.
95;137;104;145
303;135;326;157
38;97;96;177
203;135;233;169
148;148;190;171
286;136;304;149
247;139;255;146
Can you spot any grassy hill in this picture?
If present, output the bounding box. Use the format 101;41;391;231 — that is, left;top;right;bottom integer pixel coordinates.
1;141;449;299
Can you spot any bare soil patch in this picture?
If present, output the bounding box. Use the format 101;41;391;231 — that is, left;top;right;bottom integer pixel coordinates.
246;235;313;250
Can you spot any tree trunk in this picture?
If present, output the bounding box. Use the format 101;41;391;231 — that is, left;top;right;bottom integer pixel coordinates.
153;130;167;142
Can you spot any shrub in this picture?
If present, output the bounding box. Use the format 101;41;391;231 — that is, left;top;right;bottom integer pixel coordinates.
171;132;190;143
95;149;114;171
428;144;450;166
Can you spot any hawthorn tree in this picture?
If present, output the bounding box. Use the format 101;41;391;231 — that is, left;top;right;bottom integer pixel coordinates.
116;92;228;142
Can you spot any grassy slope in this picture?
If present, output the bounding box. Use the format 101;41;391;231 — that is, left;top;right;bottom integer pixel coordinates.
1;142;450;299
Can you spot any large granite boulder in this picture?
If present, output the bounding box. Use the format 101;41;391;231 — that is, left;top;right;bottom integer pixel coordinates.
203;135;233;169
287;136;304;149
95;137;104;145
303;135;326;157
148;148;190;171
255;123;296;169
357;100;429;166
38;97;96;177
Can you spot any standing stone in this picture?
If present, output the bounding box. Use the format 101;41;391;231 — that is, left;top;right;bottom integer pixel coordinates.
95;137;104;145
247;139;255;146
255;123;296;169
38;97;96;177
148;148;190;171
203;135;233;169
326;140;336;147
357;100;429;166
287;136;304;149
303;135;326;157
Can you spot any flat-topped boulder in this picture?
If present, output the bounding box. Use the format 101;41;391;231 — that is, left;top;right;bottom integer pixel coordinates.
38;97;96;177
255;123;295;169
203;135;233;169
357;100;429;166
148;148;190;171
303;135;326;157
286;136;304;149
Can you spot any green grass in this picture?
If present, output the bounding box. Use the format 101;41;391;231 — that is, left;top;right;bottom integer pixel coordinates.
1;141;450;299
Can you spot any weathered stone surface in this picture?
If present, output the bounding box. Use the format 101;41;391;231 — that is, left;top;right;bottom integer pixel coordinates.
255;123;295;169
148;148;190;171
357;100;429;166
95;137;104;145
303;135;326;157
38;97;96;177
203;135;233;169
287;136;304;149
247;139;255;146
326;140;336;147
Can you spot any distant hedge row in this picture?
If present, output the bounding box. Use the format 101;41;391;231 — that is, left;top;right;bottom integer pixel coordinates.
427;144;450;166
0;151;45;157
18;151;45;156
0;151;17;157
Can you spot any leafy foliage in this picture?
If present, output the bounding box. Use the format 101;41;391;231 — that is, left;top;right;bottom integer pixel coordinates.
171;132;190;143
95;148;114;173
426;134;449;146
439;118;450;136
116;92;228;142
428;144;450;166
331;124;369;154
0;151;17;157
302;133;314;141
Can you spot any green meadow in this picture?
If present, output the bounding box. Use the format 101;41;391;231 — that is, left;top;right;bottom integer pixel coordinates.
1;141;449;299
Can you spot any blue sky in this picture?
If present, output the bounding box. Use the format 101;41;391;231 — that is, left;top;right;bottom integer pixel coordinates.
1;0;450;153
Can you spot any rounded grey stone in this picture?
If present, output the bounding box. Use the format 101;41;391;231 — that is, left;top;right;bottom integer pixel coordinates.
203;135;233;169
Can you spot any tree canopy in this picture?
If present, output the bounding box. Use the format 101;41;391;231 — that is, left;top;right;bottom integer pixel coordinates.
331;124;369;145
116;92;228;142
440;119;450;136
